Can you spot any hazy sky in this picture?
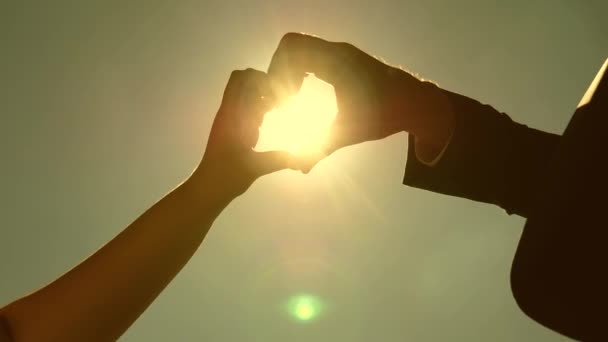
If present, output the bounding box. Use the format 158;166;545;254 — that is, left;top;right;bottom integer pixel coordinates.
1;1;606;341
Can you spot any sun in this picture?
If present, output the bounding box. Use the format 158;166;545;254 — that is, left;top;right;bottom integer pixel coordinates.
256;75;337;155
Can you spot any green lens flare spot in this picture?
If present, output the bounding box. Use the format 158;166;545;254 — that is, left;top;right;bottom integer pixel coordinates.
286;294;323;322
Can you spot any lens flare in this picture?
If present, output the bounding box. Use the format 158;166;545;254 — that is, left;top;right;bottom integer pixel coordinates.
286;294;324;322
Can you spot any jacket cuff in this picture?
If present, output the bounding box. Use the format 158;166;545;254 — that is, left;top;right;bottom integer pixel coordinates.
402;89;517;212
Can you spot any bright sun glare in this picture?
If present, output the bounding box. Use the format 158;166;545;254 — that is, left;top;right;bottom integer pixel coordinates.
256;75;337;155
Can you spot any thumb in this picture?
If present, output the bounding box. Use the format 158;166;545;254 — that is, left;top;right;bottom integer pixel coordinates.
294;150;327;174
324;118;362;154
250;150;299;177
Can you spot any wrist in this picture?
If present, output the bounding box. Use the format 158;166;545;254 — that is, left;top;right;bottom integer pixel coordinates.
396;78;455;148
182;165;237;212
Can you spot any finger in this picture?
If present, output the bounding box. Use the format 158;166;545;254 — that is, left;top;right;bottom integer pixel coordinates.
311;119;355;157
221;69;274;114
287;121;362;175
241;68;273;99
268;33;345;98
238;69;275;123
268;33;378;98
294;151;326;174
235;69;275;149
250;150;299;177
277;116;357;175
220;69;248;112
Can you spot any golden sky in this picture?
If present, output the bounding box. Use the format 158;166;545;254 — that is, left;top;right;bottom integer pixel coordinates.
0;1;605;341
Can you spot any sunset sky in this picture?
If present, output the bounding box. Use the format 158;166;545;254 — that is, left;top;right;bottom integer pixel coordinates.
1;1;606;341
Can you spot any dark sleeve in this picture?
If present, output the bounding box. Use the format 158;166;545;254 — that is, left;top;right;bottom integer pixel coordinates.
0;314;13;342
403;89;560;217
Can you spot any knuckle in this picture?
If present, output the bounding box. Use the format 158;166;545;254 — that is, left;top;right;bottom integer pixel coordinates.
281;32;300;43
279;32;305;48
244;68;264;78
230;70;239;76
242;68;256;79
336;41;351;49
229;69;251;85
230;69;244;79
335;41;356;54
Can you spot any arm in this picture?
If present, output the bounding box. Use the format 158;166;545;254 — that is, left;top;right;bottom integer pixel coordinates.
268;33;560;217
404;88;561;217
1;176;222;342
0;69;296;342
0;315;11;342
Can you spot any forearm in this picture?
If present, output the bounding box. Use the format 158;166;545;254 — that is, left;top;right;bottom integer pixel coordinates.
0;66;292;342
403;88;561;217
2;173;231;342
397;80;455;164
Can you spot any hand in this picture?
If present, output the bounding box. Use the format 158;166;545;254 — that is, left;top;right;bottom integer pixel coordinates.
193;69;297;199
268;33;454;170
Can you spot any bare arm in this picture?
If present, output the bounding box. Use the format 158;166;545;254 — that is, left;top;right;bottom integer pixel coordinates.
0;69;296;342
2;177;224;342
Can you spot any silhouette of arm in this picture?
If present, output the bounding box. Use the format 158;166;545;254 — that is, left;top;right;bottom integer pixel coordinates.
0;315;12;342
267;33;560;216
0;69;296;342
403;88;560;217
1;177;225;342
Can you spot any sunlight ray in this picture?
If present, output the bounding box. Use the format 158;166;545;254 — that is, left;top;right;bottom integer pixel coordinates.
256;75;337;155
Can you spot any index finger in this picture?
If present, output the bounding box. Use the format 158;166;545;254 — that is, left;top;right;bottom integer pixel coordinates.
267;33;350;97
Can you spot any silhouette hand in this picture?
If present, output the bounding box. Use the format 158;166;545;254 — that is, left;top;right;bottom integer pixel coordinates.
194;69;297;199
268;33;452;171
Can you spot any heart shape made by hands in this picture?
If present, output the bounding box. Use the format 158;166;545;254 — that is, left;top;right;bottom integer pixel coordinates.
255;75;337;155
